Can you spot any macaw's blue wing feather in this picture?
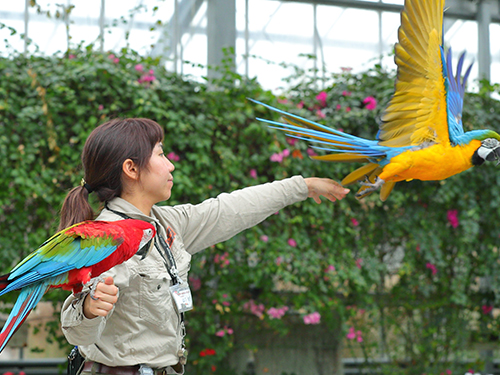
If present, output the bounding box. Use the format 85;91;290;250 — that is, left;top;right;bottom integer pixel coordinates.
251;99;413;168
0;283;49;352
4;223;120;295
445;48;473;145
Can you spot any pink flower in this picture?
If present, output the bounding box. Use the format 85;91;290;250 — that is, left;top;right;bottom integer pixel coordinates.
482;305;493;315
287;138;298;146
346;327;363;342
426;262;437;275
243;300;265;318
346;327;356;339
222;301;230;306
260;235;269;242
356;330;363;342
306;148;317;157
267;306;289;319
135;64;144;72
113;58;120;63
316;109;326;118
447;210;459;228
138;73;156;84
297;101;304;109
316;91;327;107
342;90;351;96
287;238;297;247
346;107;351;112
282;149;290;157
446;370;452;375
275;256;283;266
98;104;104;111
214;252;229;267
277;98;288;104
355;259;363;269
270;152;283;162
336;104;342;111
303;312;321;325
250;169;258;179
189;277;201;291
341;67;353;73
226;327;234;335
326;265;335;272
215;330;225;337
108;54;115;59
68;54;76;59
167;151;180;162
351;218;359;227
363;96;377;110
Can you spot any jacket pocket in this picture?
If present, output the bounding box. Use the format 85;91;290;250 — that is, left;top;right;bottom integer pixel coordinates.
136;267;173;327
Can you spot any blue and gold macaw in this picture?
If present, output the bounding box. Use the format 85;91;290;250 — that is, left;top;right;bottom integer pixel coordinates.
254;0;500;201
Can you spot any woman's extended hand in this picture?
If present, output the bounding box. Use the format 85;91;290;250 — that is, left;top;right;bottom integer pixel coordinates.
83;276;119;319
304;177;350;204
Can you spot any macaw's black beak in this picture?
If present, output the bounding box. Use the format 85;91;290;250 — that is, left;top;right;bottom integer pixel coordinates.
136;238;154;260
493;147;500;165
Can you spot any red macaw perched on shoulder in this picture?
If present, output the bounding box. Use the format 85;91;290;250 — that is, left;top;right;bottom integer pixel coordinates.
0;219;155;353
253;0;500;201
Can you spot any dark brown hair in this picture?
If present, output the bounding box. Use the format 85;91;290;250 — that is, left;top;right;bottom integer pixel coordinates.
58;118;164;230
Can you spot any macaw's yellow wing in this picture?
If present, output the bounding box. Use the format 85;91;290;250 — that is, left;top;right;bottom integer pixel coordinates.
379;0;449;147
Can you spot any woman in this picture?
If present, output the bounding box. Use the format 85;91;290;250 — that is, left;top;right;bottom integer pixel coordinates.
60;118;349;375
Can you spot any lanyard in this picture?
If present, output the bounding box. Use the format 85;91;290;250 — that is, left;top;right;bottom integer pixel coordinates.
104;203;182;284
104;203;188;357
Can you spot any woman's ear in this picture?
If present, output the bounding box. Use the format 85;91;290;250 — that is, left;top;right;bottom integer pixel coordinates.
122;159;139;181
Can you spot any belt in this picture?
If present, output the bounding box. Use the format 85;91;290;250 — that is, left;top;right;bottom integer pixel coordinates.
82;362;170;375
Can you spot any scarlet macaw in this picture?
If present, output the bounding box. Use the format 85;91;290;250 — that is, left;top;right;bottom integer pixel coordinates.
254;0;500;201
0;219;155;352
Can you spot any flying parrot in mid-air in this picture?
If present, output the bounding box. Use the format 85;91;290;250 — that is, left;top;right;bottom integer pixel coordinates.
253;0;500;201
0;219;155;353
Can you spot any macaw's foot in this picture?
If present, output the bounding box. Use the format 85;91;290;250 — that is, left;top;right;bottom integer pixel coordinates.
355;176;385;198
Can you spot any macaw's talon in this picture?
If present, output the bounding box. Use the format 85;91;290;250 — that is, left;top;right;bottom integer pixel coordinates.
86;275;106;301
356;177;385;198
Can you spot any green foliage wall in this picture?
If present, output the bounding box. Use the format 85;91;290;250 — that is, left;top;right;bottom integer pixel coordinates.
2;49;500;374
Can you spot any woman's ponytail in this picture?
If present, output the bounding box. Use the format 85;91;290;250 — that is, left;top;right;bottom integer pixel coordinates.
58;185;95;231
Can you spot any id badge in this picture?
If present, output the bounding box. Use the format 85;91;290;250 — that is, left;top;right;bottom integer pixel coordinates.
170;283;193;313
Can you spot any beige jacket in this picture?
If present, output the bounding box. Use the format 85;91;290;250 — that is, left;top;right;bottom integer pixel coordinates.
60;176;308;369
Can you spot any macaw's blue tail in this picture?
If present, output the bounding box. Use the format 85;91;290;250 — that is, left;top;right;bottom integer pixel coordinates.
251;99;400;200
0;283;49;353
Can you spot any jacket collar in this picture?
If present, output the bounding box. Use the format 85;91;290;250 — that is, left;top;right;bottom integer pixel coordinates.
104;197;160;225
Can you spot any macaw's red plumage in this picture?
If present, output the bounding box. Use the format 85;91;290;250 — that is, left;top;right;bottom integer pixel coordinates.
0;219;155;353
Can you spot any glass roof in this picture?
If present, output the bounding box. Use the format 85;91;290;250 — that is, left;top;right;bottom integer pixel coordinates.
0;0;496;91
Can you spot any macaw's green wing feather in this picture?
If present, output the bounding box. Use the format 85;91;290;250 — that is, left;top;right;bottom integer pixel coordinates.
379;0;449;147
9;221;122;282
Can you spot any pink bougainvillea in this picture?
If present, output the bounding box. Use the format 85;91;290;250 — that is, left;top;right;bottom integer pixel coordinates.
267;306;289;319
303;312;321;325
363;96;377;110
316;91;327;107
426;262;437;276
447;209;459;228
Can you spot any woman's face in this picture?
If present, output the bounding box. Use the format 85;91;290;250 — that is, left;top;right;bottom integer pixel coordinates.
139;142;175;204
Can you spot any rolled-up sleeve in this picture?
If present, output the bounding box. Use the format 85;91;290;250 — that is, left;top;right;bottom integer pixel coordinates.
60;266;122;346
60;293;107;346
163;176;308;254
